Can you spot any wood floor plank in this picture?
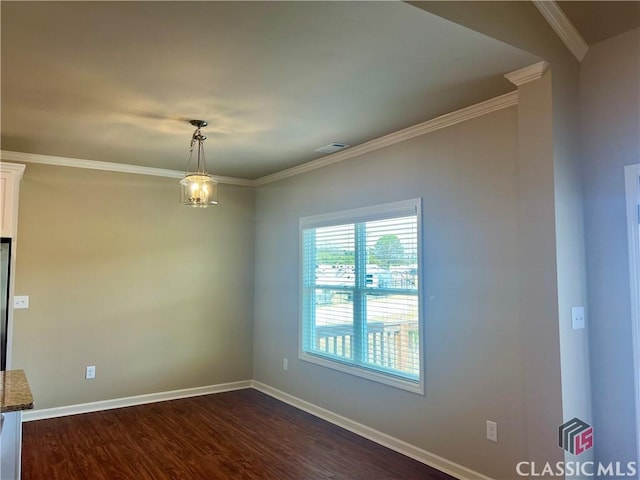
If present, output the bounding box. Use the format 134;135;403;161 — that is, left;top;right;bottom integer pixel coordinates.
22;389;454;480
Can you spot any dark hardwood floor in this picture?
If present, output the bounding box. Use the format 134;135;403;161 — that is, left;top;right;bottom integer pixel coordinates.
22;388;454;480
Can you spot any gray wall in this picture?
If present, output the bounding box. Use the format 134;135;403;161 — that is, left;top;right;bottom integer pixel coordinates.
581;28;640;469
514;70;566;469
413;3;594;466
551;42;593;468
13;164;255;408
254;107;533;478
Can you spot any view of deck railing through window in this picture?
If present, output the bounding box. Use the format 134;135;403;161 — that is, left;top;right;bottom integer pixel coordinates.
300;199;423;392
314;291;420;376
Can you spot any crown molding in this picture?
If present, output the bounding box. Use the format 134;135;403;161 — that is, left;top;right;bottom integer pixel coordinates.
504;61;550;86
2;90;519;189
0;150;254;187
0;161;26;179
253;90;518;186
532;0;588;62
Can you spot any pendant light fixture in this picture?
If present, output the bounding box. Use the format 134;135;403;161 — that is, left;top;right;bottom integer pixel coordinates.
180;120;218;207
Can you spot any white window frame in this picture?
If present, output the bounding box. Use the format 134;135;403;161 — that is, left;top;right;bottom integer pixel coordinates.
299;198;424;394
625;163;640;472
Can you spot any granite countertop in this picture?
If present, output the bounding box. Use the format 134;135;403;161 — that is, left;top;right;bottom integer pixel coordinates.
1;369;34;413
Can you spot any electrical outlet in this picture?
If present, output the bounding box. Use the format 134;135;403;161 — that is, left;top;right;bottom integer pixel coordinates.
85;365;96;379
486;420;498;442
572;306;585;330
283;358;288;371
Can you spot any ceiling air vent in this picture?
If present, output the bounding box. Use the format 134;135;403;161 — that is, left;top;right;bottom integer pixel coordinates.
314;142;350;154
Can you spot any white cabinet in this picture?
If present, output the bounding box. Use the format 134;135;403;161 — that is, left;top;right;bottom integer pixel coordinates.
0;411;23;480
0;163;26;238
0;370;33;480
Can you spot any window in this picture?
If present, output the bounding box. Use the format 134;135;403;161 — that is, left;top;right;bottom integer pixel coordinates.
299;199;423;393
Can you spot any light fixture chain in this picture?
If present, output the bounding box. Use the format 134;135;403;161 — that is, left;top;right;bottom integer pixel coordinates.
199;134;206;175
184;129;197;175
192;127;207;174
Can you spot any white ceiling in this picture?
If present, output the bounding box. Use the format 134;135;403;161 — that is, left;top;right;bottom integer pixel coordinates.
1;1;540;180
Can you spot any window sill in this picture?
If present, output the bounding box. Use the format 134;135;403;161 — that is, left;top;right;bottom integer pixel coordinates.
299;352;424;395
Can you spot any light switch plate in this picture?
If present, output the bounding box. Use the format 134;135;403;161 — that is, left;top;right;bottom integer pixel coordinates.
14;295;29;309
572;306;585;330
486;420;498;442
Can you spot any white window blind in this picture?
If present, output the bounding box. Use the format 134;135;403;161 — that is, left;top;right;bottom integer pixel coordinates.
300;199;424;393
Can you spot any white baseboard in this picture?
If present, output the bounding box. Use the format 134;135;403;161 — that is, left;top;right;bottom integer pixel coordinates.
252;381;493;480
21;379;492;480
22;380;253;421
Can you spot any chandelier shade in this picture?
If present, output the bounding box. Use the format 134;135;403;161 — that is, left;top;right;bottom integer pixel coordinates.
180;174;218;207
180;120;218;207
